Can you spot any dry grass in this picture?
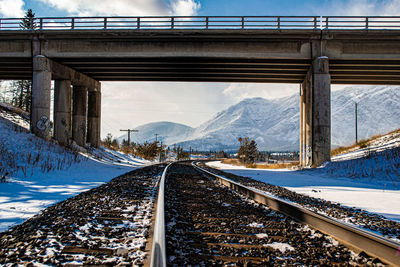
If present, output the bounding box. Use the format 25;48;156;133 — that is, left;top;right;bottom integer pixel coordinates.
220;159;299;169
331;127;400;157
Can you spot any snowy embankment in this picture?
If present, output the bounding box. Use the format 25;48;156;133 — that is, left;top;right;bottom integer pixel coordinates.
206;135;400;223
0;108;150;232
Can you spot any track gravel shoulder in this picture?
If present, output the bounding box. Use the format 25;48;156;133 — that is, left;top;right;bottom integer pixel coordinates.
0;165;165;266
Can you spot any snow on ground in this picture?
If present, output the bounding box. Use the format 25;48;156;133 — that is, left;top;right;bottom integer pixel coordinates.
206;161;400;222
0;149;150;232
0;108;151;232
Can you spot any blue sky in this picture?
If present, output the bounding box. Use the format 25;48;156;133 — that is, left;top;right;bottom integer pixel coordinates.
0;0;399;138
2;0;398;18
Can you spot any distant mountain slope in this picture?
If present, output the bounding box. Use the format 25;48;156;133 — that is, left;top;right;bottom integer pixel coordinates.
117;121;194;145
119;86;400;151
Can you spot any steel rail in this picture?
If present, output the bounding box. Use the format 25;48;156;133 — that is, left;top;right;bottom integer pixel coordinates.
192;162;400;266
1;15;400;30
149;163;172;267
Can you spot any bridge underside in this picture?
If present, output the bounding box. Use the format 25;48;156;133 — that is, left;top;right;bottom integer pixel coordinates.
1;29;400;166
2;57;400;85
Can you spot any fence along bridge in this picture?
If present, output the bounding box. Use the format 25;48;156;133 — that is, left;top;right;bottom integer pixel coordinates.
1;15;400;166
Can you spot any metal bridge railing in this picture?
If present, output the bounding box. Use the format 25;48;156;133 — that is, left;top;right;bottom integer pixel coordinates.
1;16;400;31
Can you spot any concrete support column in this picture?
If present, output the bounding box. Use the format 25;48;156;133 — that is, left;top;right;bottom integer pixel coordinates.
300;70;313;167
87;89;101;148
312;57;331;166
72;86;87;147
54;80;72;146
31;55;52;139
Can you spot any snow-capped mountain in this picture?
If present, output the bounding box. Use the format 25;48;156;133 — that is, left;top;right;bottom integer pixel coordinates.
177;97;299;151
117;121;194;145
118;86;400;151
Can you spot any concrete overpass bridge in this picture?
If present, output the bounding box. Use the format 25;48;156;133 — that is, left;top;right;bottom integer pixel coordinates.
1;15;400;166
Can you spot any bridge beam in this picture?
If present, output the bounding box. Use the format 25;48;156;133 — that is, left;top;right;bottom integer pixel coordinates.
54;79;72;146
300;57;331;167
87;88;101;148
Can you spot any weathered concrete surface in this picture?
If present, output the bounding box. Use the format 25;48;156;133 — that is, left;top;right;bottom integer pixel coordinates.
300;69;313;167
72;86;87;147
31;56;51;139
87;90;101;148
312;57;331;167
54;80;72;146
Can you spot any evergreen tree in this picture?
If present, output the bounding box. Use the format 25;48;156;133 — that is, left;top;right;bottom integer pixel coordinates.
0;10;37;112
238;137;259;164
20;9;37;30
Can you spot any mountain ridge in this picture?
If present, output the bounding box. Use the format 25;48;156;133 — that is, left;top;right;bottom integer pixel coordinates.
118;86;400;151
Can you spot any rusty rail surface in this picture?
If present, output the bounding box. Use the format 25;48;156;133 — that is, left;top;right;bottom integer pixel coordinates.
1;16;400;31
192;162;400;266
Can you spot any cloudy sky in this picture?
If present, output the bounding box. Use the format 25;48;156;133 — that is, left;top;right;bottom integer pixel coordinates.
1;0;399;138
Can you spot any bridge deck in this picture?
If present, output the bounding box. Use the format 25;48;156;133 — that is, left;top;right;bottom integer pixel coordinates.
1;27;400;84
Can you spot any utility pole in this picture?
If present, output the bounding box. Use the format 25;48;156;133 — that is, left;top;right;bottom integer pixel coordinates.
155;133;158;142
120;129;139;146
355;102;358;144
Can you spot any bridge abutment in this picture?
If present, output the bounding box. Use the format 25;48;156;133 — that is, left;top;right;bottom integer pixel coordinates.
300;56;331;167
31;55;101;148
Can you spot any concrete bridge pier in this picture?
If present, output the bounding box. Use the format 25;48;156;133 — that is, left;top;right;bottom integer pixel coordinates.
31;55;101;148
72;86;88;147
87;89;101;148
32;56;52;140
54;80;72;146
300;57;331;167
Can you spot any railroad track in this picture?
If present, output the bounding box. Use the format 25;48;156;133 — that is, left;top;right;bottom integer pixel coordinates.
1;162;399;266
151;161;400;266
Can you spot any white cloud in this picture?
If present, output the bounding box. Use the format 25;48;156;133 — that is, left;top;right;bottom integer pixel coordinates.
314;0;400;16
36;0;200;16
36;0;168;16
0;0;25;17
171;0;200;16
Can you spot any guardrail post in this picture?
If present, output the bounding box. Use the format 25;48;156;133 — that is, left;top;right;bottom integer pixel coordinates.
205;17;209;29
277;17;280;29
71;18;74;29
171;17;174;29
137;17;140;29
365;17;369;29
241;17;244;29
313;16;317;29
325;17;329;29
104;17;107;29
39;18;43;30
0;19;2;30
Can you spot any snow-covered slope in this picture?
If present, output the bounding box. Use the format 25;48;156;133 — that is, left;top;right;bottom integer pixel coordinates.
117;121;194;145
331;85;400;147
0;107;150;232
